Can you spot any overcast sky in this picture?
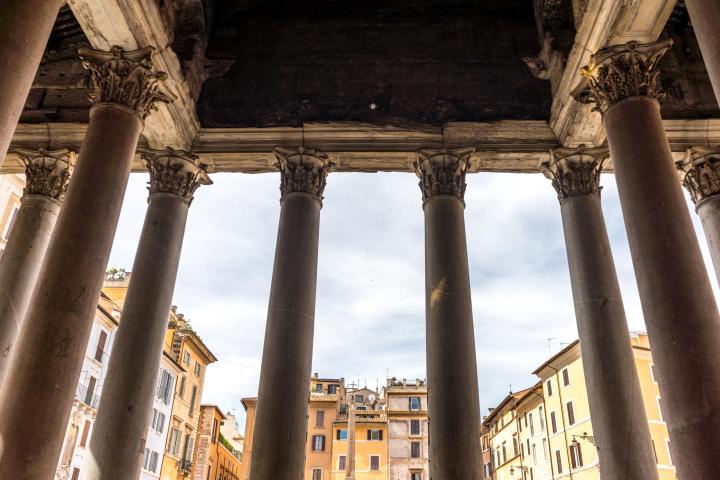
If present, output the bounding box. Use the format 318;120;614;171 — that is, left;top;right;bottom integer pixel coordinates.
107;167;717;431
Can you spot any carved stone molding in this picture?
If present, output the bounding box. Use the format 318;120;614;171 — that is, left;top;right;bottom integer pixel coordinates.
573;40;673;114
78;45;174;119
14;148;75;201
274;147;332;199
414;147;474;202
542;146;609;203
676;146;720;205
140;147;212;202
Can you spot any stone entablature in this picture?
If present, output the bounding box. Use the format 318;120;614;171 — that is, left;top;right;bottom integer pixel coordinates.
676;145;720;205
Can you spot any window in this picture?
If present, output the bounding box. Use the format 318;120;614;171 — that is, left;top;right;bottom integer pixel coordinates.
354;394;364;403
569;443;583;468
367;429;383;441
550;411;557;434
529;412;534;435
502;442;507;463
84;376;97;407
524;412;528;427
316;410;325;428
657;397;665;421
410;419;421;436
157;369;174;405
409;397;421;411
189;386;197;416
539;406;545;431
666;440;673;465
169;427;182;456
151;409;166;434
194;361;202;376
652;439;658;463
482;435;488;451
555;450;563;473
370;455;380;471
71;468;80;480
212;418;219;444
532;444;537;465
566;401;575;425
546;380;553;396
411;441;421;458
338;455;346;470
513;438;518;456
562;368;570;386
312;435;326;451
144;449;159;472
95;330;107;363
336;429;348;440
484;462;493;477
542;439;548;460
79;420;91;447
178;376;186;398
328;384;338;394
411;473;422;480
315;383;323;392
650;364;659;383
183;351;191;366
312;468;322;480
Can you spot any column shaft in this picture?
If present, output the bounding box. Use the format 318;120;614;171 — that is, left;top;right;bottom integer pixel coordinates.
696;195;720;287
560;193;658;478
249;192;321;480
86;196;189;479
0;0;64;162
83;148;209;480
685;0;720;104
605;96;720;478
0;104;142;478
424;196;482;480
0;196;61;383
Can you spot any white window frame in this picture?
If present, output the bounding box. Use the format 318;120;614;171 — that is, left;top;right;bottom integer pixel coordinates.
369;455;381;471
311;467;323;480
2;204;19;241
650;363;658;384
409;396;421;411
656;396;665;422
410;419;421;436
338;455;346;471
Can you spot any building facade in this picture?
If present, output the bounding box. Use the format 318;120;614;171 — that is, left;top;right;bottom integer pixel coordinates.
385;379;429;480
0;174;23;255
484;332;677;480
192;405;242;480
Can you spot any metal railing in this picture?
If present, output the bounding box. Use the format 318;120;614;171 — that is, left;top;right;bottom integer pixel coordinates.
76;383;100;409
179;459;192;472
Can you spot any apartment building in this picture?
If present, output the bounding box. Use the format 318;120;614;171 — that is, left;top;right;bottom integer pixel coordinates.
385;378;428;480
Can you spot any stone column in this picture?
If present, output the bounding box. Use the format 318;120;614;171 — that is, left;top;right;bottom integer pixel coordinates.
0;148;73;385
415;148;483;480
0;46;171;479
575;40;720;478
248;147;331;480
83;149;211;480
0;0;66;163
685;0;720;105
676;146;720;286
542;146;658;479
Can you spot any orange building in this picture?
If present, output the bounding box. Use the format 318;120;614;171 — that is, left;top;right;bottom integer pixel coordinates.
192;405;242;480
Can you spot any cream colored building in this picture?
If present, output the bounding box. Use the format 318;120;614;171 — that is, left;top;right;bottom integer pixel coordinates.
0;174;24;255
385;378;428;480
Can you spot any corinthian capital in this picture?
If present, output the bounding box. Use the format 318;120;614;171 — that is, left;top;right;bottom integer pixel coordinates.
14;148;75;201
676;146;720;205
542;146;609;203
274;147;332;199
414;147;474;202
79;45;174;119
573;40;673;113
140;147;212;202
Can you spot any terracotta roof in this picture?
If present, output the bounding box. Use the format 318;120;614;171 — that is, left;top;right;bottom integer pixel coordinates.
482;386;535;425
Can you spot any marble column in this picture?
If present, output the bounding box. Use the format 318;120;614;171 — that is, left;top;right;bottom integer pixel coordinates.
0;148;73;385
575;40;720;478
83;148;211;480
542;146;658;479
685;0;720;105
415;148;482;480
676;146;720;286
0;46;171;479
0;0;65;163
249;147;331;480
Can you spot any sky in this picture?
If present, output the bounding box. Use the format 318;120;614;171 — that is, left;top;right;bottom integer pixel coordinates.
107;167;718;432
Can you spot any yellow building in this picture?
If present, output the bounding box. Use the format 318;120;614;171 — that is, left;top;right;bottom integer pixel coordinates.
237;398;256;480
160;310;218;479
0;174;23;255
307;375;344;480
484;332;676;480
192;405;242;480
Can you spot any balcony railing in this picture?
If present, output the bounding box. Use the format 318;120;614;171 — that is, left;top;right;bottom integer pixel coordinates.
179;459;192;472
76;383;100;409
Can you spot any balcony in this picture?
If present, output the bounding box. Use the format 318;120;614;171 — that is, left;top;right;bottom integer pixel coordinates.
179;459;192;473
76;383;100;409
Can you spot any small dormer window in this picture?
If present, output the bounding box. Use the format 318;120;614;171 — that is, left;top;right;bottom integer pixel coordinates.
354;394;363;403
316;383;323;393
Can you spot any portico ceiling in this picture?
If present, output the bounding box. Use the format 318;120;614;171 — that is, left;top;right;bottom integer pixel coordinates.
5;0;720;174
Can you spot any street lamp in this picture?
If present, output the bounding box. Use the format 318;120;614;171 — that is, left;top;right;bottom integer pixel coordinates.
509;465;529;476
572;431;597;447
